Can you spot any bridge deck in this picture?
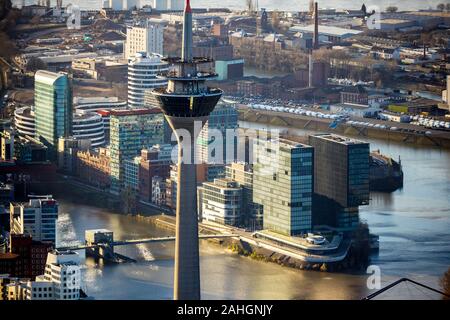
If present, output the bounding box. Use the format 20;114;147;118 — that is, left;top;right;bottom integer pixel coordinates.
56;234;237;251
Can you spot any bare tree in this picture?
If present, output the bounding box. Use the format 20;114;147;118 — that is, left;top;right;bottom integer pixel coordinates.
437;3;446;11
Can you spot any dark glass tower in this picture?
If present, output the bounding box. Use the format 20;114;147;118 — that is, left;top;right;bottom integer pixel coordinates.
151;0;222;300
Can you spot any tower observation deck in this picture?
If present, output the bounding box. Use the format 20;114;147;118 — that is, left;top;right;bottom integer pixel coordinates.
151;0;223;300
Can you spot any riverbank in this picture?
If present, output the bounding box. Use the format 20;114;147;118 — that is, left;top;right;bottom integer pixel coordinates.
238;108;450;149
133;214;370;274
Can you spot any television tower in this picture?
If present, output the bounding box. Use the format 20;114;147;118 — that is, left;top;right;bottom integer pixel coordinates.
152;0;223;300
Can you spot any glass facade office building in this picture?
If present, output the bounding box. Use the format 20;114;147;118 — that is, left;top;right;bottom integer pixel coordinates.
109;109;165;194
309;134;369;229
253;138;313;236
34;71;72;159
309;134;370;208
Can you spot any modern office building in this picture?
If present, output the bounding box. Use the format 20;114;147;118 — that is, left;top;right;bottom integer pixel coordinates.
3;250;82;300
197;102;239;165
124;156;141;192
151;0;222;300
109;108;165;194
253;138;314;236
14;106;105;149
200;178;242;226
225;162;263;228
125;20;165;59
72;111;106;148
127;52;169;108
10;196;59;244
308;134;370;229
34;71;72;160
74;97;127;141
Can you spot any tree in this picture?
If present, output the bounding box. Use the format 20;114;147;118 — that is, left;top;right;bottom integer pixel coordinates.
446;3;450;12
26;57;47;72
437;3;445;11
442;267;450;300
385;6;398;13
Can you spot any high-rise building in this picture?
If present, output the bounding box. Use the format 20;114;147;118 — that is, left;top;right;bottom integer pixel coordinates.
127;52;168;108
34;71;72;160
125;20;165;59
197;102;239;165
151;0;222;300
109;109;165;194
308;134;369;229
253;138;314;236
10;196;58;244
200;178;242;226
225;162;263;229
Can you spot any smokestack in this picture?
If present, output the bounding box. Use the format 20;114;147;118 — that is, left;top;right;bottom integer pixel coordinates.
309;54;313;88
182;0;193;62
313;2;319;50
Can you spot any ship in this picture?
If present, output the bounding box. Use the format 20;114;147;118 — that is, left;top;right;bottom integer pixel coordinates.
369;150;404;192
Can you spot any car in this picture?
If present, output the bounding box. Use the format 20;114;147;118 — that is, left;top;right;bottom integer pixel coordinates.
390;127;398;131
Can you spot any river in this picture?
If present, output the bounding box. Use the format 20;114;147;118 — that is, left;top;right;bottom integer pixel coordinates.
54;121;450;300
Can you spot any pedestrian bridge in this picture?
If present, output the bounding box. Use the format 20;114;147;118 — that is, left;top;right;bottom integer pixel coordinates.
57;234;238;252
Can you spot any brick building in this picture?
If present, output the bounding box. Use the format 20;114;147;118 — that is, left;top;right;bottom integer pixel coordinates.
76;147;111;189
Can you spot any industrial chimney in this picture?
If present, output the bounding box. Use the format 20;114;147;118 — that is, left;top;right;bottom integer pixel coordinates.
313;2;319;50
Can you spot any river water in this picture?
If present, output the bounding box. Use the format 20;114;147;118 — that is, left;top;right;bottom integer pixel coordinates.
54;121;450;300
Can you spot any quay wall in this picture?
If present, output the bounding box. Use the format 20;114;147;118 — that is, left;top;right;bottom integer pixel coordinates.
238;109;450;149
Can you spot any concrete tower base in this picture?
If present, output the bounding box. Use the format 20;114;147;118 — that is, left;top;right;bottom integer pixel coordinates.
166;115;208;300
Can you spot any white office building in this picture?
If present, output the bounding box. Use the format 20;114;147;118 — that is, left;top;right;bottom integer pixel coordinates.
72;111;106;148
14;106;106;148
125;19;165;59
127;52;168;108
201;178;242;226
4;251;82;300
10;196;58;243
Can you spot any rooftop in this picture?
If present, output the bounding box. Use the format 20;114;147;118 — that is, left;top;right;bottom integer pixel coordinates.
109;108;162;116
311;133;368;146
34;70;68;85
289;24;363;37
